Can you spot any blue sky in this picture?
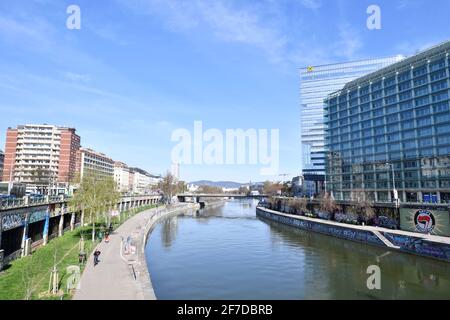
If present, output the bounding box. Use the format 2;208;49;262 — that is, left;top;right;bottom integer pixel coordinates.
0;0;449;183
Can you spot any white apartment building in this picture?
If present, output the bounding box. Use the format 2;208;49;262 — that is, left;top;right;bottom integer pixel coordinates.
76;148;114;180
114;161;130;192
3;124;80;194
129;167;160;194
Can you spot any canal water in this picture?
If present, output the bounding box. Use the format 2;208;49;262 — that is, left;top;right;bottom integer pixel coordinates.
145;199;450;300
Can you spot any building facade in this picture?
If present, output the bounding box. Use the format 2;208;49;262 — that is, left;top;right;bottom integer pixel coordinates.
114;161;130;192
2;125;80;194
324;41;450;204
129;167;159;194
76;148;114;180
300;56;404;196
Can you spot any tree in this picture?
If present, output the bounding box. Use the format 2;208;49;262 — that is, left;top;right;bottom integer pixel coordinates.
198;185;222;194
158;172;178;202
69;174;121;241
320;193;338;213
288;198;308;215
350;190;375;223
263;181;283;196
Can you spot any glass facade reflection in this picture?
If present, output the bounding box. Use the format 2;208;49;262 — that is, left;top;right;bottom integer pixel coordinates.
324;41;450;203
300;56;403;179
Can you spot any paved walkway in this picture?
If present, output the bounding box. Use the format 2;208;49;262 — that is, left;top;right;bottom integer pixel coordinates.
73;203;198;300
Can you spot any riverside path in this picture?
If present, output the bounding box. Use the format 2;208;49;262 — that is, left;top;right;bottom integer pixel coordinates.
73;203;198;300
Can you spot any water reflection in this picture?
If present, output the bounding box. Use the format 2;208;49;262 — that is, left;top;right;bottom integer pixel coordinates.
261;218;450;299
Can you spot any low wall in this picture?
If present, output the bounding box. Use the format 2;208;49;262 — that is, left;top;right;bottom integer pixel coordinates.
135;203;201;300
256;207;450;263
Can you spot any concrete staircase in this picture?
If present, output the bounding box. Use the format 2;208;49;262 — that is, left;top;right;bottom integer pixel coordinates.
373;230;401;249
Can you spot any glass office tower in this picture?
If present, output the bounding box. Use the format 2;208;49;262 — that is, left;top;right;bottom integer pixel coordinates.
324;41;450;204
300;56;404;195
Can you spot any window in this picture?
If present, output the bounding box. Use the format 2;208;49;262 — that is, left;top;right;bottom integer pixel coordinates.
415;86;429;96
414;76;428;87
388;133;400;141
415;96;430;107
372;82;382;91
419;127;433;136
436;124;450;134
373;108;384;117
403;140;416;149
400;101;413;110
386;114;398;123
398;71;411;82
416;106;431;117
432;92;448;102
417;116;432;127
372;91;382;100
374;118;384;126
385;95;397;105
402;130;415;139
362;120;371;129
434;101;449;113
384;77;396;87
372;100;383;108
401;110;414;120
387;124;399;133
385;86;396;96
402;121;414;130
430;59;446;72
361;112;371;120
399;91;412;101
435;113;450;124
386;105;398;114
398;82;411;91
413;65;427;77
419;138;433;147
431;80;448;92
430;70;446;81
361;103;371;112
350;107;359;115
360;95;370;103
360;86;370;95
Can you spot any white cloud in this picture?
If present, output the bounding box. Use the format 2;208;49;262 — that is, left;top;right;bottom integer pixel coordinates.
299;0;322;10
335;23;362;59
64;72;92;83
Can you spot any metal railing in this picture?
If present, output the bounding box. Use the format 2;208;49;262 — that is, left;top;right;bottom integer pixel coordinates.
0;194;160;211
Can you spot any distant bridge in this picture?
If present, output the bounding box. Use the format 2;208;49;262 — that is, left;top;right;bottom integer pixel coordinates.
177;193;267;202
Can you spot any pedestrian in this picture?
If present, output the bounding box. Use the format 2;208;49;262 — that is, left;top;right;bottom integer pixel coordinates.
105;232;110;243
93;250;101;267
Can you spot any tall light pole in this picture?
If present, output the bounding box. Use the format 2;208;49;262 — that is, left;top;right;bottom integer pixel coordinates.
386;162;398;208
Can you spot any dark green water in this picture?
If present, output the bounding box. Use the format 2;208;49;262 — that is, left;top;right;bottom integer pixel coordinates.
145;199;450;300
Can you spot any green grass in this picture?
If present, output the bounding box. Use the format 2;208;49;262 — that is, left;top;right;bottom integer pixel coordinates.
0;204;159;300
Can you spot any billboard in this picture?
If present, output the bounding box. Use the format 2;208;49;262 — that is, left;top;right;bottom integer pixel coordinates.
400;208;450;237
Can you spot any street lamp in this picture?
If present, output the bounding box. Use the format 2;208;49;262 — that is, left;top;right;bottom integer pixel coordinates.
386;162;399;208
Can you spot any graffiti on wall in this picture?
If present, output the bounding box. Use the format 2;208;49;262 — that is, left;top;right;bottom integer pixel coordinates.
1;206;50;231
383;232;450;261
258;208;450;262
1;213;26;231
257;209;384;246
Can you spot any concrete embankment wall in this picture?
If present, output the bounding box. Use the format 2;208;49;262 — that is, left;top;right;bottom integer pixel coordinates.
256;206;450;263
136;203;200;300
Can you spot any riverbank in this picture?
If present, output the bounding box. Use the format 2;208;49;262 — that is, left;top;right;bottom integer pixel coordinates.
73;203;200;300
256;206;450;263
